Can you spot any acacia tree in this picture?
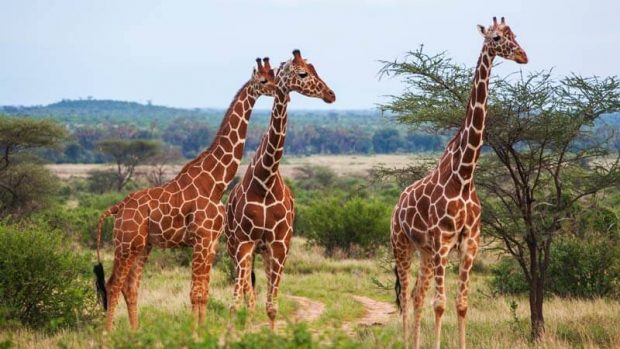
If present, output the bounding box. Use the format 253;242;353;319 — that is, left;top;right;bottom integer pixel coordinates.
377;48;620;339
144;145;182;186
97;139;160;191
0;117;67;216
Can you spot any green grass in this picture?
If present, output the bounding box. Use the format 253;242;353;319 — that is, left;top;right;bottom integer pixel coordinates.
1;238;619;348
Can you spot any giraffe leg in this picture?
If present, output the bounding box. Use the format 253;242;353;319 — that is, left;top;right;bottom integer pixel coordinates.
121;244;152;330
231;242;254;312
105;252;138;331
457;224;480;349
412;252;433;349
264;241;288;331
391;223;413;348
243;252;257;311
190;230;219;328
432;234;450;349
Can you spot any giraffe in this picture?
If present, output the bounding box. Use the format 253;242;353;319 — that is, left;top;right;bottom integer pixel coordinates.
93;58;277;331
391;17;527;349
225;50;335;330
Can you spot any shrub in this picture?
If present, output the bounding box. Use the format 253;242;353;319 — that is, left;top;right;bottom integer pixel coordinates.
297;194;391;257
0;222;97;330
489;257;529;295
547;237;620;298
490;237;620;298
86;170;118;194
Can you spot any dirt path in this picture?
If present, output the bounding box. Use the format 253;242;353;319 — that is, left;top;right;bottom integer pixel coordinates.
286;295;325;322
248;295;326;332
342;295;397;334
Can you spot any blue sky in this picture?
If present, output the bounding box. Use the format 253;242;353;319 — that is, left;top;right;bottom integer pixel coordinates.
0;0;618;110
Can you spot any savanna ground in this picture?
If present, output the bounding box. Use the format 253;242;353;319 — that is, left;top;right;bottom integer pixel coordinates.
3;239;619;349
3;155;620;349
46;154;418;180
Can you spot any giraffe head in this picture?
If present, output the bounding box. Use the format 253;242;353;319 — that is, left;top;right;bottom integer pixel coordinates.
477;17;528;64
276;49;336;103
250;57;277;96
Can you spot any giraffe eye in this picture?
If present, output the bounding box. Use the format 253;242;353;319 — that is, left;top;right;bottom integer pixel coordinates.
260;78;268;84
493;35;501;42
298;71;308;78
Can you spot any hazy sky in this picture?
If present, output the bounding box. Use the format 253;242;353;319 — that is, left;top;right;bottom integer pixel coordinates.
0;0;618;110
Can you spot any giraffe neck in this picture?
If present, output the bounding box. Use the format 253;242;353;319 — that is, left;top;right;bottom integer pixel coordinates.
439;45;494;184
249;87;289;181
176;81;258;197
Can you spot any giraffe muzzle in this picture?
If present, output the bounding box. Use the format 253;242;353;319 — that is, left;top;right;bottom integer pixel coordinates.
514;50;528;64
322;89;336;103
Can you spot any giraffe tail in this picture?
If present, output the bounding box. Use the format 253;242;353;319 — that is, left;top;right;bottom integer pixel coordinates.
93;203;120;311
251;253;256;288
394;265;402;313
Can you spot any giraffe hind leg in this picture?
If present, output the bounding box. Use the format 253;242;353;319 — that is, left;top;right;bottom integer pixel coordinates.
121;244;152;330
105;251;139;331
456;224;480;349
412;252;433;349
392;222;413;348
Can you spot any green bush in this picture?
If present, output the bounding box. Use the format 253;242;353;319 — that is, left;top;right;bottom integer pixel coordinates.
547;237;620;298
490;238;620;298
297;194;391;257
489;257;529;295
0;222;97;330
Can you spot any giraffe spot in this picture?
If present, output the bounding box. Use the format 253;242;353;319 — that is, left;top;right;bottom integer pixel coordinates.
468;128;482;145
479;65;488;80
439;166;451;183
149;187;164;199
462;148;475;164
430;187;444;202
444;181;460;198
476;83;487;103
482;55;490;66
472;107;484;130
161;216;172;228
459;165;474;180
233;144;244;159
220;137;233;152
461;185;471;201
201;157;217;172
187;166;201;179
418;195;430;213
233;103;244;115
452;149;462;171
438;216;455;231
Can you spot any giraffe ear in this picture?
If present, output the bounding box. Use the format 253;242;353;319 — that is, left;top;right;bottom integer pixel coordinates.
477;25;486;36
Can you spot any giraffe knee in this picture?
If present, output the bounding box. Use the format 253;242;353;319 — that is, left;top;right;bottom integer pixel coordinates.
433;298;446;316
190;289;208;305
266;303;278;320
457;303;468;318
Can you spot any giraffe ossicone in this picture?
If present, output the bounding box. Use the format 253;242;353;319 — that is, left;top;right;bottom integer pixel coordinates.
391;17;527;349
93;57;277;331
225;49;335;330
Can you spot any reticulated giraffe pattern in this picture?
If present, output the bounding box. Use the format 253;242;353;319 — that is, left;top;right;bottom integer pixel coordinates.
225;50;335;329
94;59;277;331
391;18;528;349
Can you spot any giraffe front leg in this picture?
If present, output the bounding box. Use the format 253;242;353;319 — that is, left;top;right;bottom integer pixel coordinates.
121;244;152;330
457;223;480;349
230;241;254;313
190;230;219;328
391;223;413;348
412;253;433;349
264;238;290;331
